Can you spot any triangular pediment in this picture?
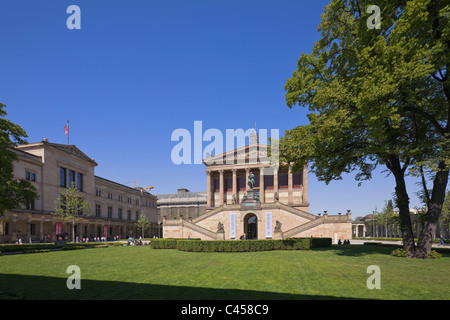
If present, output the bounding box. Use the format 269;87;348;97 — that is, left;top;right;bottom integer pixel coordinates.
202;143;272;167
47;142;98;165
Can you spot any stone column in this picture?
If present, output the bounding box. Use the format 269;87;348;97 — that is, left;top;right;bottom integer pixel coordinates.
288;164;293;204
259;167;265;203
219;170;224;206
302;163;308;204
40;220;44;242
206;170;212;207
26;219;31;243
232;169;237;204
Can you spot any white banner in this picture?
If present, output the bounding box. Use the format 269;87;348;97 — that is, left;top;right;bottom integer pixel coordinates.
265;212;272;238
230;212;236;238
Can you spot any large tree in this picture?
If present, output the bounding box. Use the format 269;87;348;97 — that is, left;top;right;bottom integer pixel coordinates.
282;0;449;258
0;103;38;216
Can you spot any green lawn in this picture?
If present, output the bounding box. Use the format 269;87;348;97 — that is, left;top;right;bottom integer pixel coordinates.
0;245;449;300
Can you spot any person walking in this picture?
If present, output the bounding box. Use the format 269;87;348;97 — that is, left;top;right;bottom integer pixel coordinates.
439;234;445;246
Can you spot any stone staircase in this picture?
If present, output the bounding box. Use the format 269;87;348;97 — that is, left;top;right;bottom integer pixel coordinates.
181;220;217;240
282;216;325;238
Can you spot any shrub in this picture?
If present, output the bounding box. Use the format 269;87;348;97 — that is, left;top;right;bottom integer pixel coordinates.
0;244;56;253
23;249;51;254
310;237;332;248
150;239;178;249
91;244;109;249
429;250;442;259
391;248;408;257
176;238;317;252
62;246;85;250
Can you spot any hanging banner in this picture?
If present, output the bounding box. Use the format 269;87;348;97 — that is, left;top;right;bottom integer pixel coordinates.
55;223;62;235
103;225;108;239
265;212;272;238
230;212;236;238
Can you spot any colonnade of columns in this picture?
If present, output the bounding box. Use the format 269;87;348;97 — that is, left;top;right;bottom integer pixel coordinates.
0;215;145;243
206;164;308;208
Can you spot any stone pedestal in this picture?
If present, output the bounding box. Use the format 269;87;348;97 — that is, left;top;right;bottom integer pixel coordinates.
273;231;284;240
241;189;261;210
216;231;225;240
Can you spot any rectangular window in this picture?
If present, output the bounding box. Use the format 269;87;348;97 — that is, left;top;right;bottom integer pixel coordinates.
278;173;288;189
60;167;67;187
118;195;123;202
26;201;35;210
293;172;302;188
127;210;131;221
264;175;274;189
96;190;102;197
68;170;75;188
95;204;101;217
77;172;83;191
118;208;123;220
108;206;113;218
26;171;31;180
108;192;113;199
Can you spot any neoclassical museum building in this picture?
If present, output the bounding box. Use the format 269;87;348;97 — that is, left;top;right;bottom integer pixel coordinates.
0;139;158;243
163;134;352;242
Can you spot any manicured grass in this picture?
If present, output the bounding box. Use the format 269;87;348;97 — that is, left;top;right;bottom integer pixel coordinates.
0;245;449;300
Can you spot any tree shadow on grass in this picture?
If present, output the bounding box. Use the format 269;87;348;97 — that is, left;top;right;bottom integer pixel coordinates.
0;274;365;301
315;244;450;258
313;244;400;257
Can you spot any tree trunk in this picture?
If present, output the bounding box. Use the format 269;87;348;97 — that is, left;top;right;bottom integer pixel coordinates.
415;165;449;258
387;156;416;256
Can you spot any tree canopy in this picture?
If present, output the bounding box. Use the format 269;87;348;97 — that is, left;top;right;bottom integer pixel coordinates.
0;103;38;216
281;0;449;258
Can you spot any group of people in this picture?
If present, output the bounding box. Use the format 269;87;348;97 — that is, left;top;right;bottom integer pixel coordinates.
337;239;351;245
127;236;146;246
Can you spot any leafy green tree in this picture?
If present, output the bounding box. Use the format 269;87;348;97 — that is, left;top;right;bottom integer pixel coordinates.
135;213;151;239
53;183;91;242
0;103;38;216
282;0;449;258
375;200;397;237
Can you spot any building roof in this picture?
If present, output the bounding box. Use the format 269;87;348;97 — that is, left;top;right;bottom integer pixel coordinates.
157;188;207;205
16;140;98;166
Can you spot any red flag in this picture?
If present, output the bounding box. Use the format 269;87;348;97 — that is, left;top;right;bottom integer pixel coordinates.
64;123;69;136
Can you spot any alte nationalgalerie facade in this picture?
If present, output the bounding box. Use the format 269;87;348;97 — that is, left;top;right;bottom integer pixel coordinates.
163;134;352;241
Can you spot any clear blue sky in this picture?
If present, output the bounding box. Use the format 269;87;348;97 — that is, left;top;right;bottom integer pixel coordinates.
1;0;425;217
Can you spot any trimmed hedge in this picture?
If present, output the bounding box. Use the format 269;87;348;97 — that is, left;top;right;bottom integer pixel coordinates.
150;239;179;249
151;237;331;252
178;239;312;252
310;237;332;248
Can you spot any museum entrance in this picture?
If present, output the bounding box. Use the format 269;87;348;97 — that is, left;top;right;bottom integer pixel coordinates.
244;213;257;240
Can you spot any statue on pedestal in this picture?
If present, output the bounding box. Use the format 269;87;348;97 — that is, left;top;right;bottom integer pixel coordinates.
247;171;255;190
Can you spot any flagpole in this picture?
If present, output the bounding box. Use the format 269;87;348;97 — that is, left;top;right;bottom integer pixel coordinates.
67;120;69;145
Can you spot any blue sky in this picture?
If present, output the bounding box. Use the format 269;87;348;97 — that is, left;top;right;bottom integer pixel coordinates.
1;0;425;217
